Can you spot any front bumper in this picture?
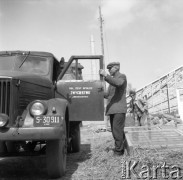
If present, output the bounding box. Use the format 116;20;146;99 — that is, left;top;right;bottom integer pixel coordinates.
0;126;64;141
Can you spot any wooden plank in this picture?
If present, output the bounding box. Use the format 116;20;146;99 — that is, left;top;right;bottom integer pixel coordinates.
125;133;134;156
134;134;182;138
132;142;183;146
130;133;183;137
133;143;183;147
127;133;182;137
153;129;178;141
125;124;183;132
125;126;183;152
124;126;159;132
141;131;153;145
136;140;183;142
131;141;183;144
128;133;183;140
130;136;183;141
124;129;177;133
128;135;182;139
175;129;183;136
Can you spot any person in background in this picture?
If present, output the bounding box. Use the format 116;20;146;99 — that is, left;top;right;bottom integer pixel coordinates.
99;62;127;156
62;62;84;80
128;90;150;127
70;63;84;80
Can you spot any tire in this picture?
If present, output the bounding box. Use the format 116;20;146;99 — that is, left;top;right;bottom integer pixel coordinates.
26;141;37;152
46;121;67;178
71;122;81;153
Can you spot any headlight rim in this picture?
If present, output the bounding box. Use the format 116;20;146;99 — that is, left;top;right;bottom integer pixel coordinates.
29;100;47;117
0;113;9;128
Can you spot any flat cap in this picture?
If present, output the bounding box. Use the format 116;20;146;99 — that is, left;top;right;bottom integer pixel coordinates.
129;90;136;95
71;63;84;69
107;62;120;69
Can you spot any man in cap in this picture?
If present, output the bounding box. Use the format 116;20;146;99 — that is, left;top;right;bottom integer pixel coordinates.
99;62;127;156
71;63;84;80
128;90;149;127
62;62;84;80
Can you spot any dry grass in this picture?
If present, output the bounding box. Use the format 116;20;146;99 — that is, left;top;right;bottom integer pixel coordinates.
123;147;183;180
73;139;183;179
68;123;183;180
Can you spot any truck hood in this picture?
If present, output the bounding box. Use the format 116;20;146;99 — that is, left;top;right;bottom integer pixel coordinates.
0;71;52;88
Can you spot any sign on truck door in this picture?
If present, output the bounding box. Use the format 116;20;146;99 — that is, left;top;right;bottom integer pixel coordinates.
55;55;104;121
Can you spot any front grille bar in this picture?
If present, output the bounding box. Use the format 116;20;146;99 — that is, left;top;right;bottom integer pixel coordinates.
0;79;11;115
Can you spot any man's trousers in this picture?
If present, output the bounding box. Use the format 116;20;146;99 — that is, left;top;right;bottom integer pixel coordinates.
109;113;126;152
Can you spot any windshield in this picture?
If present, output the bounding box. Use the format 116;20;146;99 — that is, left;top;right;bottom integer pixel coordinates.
0;55;49;75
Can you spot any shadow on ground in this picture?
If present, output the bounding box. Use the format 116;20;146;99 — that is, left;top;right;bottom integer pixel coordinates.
0;154;47;180
62;143;91;180
0;143;91;180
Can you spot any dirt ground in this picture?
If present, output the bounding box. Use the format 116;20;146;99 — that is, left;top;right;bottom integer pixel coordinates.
0;121;113;180
0;120;182;180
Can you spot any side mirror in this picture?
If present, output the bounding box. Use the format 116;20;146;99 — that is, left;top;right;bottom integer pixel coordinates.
60;57;65;68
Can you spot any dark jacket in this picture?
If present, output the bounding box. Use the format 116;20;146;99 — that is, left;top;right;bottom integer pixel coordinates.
104;71;127;115
129;98;148;117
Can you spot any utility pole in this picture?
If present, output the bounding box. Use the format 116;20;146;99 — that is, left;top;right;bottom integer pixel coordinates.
99;6;105;69
90;34;98;80
90;34;95;55
99;6;108;130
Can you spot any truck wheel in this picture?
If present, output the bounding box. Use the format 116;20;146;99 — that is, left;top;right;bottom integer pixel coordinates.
71;122;80;153
46;122;67;178
0;141;7;154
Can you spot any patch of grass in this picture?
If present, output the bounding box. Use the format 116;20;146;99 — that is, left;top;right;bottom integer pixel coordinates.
122;147;183;180
71;124;183;179
77;137;183;179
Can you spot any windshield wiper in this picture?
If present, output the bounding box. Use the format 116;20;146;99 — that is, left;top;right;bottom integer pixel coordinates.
19;51;30;68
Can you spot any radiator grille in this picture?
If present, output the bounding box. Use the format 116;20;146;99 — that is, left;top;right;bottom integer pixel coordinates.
0;79;11;115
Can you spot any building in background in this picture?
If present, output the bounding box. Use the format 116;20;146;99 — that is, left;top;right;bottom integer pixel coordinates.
127;66;183;121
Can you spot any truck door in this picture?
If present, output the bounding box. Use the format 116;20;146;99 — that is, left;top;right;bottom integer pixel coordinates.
55;56;104;121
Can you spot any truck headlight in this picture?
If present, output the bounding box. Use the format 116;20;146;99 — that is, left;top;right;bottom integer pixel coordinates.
0;114;9;127
30;101;47;116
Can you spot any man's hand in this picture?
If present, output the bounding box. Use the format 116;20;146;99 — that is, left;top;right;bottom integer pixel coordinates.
99;69;107;77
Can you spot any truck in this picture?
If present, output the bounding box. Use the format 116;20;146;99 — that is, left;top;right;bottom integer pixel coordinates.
0;51;104;178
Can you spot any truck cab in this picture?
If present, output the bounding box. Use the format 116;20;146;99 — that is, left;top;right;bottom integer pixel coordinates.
0;51;104;178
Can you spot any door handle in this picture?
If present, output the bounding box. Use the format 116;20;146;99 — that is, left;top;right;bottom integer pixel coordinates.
98;87;104;92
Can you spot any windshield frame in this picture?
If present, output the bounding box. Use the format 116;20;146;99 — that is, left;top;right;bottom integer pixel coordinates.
0;53;51;77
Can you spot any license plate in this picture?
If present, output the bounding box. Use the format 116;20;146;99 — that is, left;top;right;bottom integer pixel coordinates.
34;115;62;127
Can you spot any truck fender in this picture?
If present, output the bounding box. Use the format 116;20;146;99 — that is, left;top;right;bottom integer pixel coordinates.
22;98;69;127
46;98;68;117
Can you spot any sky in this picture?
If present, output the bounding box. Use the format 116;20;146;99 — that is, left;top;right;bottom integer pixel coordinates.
0;0;183;89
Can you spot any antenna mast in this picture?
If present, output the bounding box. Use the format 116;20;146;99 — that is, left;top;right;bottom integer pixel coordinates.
99;6;108;129
99;6;105;69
